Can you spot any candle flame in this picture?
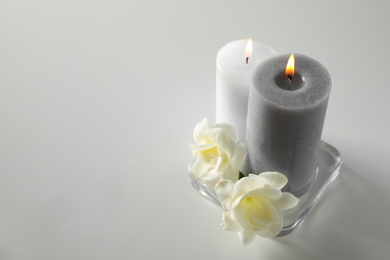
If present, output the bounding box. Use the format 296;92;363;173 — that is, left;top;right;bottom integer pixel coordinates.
286;54;295;77
245;38;253;62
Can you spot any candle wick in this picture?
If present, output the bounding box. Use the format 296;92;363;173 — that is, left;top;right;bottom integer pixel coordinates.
287;75;293;82
246;57;249;64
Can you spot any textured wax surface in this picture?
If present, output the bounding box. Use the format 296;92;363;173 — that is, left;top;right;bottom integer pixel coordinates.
246;54;331;197
253;54;331;109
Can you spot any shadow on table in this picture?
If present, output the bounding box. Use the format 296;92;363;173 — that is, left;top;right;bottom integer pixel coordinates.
267;164;390;259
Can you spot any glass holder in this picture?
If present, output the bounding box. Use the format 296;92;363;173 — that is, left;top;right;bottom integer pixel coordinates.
189;141;342;236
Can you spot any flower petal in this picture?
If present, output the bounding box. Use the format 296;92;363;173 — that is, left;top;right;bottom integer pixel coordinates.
206;128;232;158
189;118;247;193
220;167;239;185
215;179;234;209
190;143;216;153
189;159;219;190
232;193;277;231
219;143;245;183
230;143;246;169
259;172;288;190
232;176;265;199
240;186;282;202
213;122;238;142
238;230;255;245
255;214;283;237
277;192;299;210
222;211;242;231
189;158;208;179
193;118;210;143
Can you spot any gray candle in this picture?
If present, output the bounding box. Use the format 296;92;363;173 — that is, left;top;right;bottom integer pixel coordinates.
246;53;331;197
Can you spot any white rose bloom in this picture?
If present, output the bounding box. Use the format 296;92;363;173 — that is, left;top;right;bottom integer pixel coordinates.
215;172;299;245
189;118;246;191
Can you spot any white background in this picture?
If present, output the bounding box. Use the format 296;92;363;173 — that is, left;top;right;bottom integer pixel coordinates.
1;1;390;259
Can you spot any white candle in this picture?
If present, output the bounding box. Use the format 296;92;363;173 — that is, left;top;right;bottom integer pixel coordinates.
216;39;276;142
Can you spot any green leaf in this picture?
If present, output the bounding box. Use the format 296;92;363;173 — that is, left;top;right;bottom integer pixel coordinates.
239;171;245;180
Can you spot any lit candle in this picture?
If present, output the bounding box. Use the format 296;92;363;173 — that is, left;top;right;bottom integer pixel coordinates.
216;39;276;142
246;54;331;197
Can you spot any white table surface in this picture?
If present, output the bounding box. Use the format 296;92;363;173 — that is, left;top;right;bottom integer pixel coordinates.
1;1;390;259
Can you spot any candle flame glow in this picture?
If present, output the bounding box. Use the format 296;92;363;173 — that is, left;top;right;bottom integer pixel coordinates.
286;54;295;78
245;38;253;62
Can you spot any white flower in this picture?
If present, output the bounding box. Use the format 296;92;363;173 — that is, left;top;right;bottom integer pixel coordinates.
215;172;299;245
189;118;246;191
